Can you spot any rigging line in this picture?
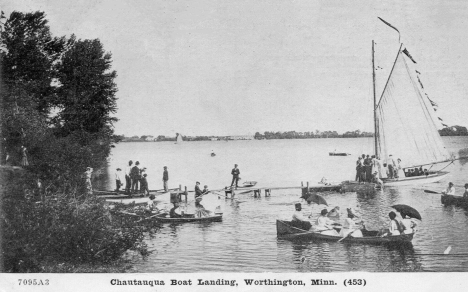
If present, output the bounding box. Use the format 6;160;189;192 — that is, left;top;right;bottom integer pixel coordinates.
437;160;454;173
376;44;404;109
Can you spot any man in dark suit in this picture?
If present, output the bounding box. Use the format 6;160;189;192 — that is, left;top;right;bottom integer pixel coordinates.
231;164;240;188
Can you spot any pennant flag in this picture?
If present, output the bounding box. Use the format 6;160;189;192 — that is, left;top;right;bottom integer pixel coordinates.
438;117;443;121
403;48;417;63
378;17;401;42
442;123;448;127
415;70;421;74
417;76;424;89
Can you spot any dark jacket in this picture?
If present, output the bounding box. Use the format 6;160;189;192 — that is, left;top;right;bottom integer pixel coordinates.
195;185;203;198
231;168;240;177
163;170;169;181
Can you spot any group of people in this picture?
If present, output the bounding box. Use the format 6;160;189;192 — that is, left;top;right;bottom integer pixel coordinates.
291;203;417;238
114;161;170;196
355;154;431;186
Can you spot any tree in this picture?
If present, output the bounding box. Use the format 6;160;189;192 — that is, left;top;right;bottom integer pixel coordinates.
54;38;117;135
2;11;65;114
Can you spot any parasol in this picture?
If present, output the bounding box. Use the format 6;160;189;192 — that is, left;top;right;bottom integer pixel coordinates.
305;192;328;206
391;204;422;220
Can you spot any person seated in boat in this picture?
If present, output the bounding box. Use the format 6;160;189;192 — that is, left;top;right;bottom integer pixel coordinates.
291;203;312;230
195;181;203;199
423;169;429;176
145;194;159;214
400;211;417;234
327;206;340;218
442;182;455;196
381;211;401;236
413;167;420;176
169;202;183;218
319;177;330;185
314;209;339;236
463;184;468;198
339;208;363;238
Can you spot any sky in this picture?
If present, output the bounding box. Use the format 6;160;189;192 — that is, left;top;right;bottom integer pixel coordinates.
2;0;468;137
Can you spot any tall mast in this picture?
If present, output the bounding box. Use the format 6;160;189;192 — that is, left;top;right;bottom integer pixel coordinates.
372;40;378;157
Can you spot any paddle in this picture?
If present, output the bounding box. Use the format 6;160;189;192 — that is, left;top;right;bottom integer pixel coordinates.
338;229;357;242
424;189;443;194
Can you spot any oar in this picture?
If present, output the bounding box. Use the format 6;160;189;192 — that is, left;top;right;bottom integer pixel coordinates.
424;189;443;194
338;229;357;242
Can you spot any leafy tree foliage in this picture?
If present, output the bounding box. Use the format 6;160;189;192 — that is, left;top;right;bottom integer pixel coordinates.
54;38;118;135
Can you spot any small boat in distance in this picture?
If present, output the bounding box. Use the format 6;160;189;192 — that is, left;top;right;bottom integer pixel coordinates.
276;220;414;245
329;151;350;156
175;133;183;144
211;151;216;157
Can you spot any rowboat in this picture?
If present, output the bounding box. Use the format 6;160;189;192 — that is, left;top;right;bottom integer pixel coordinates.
276;220;414;245
224;181;257;189
329;152;350;156
153;213;223;223
441;194;468;208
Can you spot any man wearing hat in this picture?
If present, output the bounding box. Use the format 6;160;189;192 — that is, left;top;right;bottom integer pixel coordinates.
230;164;240;189
195;181;203;199
291;203;312;230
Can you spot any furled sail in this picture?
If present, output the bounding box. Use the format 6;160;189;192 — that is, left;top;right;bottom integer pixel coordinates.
375;47;450;168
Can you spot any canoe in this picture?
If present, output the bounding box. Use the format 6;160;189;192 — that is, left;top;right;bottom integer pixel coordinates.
329;152;350;156
105;197;152;205
153;214;223;223
276;220;414;244
94;188;177;196
441;194;468;208
224;181;257;189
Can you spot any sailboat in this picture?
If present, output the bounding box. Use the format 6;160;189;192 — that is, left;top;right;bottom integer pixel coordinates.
370;34;454;186
175;133;183;144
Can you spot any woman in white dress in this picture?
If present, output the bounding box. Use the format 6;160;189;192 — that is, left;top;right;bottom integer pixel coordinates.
400;211;417;234
339;211;363;238
315;209;339;236
387;211;401;236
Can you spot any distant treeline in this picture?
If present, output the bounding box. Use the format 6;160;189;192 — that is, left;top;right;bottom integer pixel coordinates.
255;130;374;139
439;125;468;136
116;125;468;143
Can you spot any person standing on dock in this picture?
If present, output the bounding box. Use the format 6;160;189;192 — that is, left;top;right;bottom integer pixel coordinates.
140;173;149;196
387;155;396;179
195;181;203;199
163;166;169;192
115;168;123;191
231;164;240;188
130;161;141;193
124;160;133;193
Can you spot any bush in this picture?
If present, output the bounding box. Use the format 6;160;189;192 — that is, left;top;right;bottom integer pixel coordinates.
2;194;148;272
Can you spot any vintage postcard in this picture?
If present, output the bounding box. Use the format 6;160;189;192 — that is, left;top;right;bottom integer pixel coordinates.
1;0;468;291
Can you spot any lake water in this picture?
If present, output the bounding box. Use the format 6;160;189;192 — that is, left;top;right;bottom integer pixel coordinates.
99;137;468;272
